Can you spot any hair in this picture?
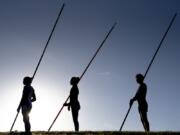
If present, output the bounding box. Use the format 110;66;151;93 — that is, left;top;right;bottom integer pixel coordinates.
23;76;32;85
136;74;144;81
70;77;80;85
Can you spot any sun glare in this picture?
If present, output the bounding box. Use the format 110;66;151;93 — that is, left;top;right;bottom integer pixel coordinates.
0;80;74;131
29;81;73;131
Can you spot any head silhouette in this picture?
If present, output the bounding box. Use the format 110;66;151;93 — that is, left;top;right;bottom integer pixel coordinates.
70;77;80;85
136;74;144;84
23;76;32;86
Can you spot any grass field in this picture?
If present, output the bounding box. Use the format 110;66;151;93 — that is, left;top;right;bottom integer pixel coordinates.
0;131;180;135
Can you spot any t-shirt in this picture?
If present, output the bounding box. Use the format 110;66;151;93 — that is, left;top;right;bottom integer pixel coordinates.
21;85;35;107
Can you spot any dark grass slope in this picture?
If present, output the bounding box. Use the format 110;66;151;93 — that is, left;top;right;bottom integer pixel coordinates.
0;131;180;135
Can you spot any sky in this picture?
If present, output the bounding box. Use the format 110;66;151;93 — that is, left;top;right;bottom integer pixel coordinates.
0;0;180;132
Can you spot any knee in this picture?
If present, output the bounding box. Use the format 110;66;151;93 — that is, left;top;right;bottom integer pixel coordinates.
23;115;29;123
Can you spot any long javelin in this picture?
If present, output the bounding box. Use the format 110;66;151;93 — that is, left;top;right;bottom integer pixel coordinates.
48;22;117;131
120;13;177;131
10;3;65;132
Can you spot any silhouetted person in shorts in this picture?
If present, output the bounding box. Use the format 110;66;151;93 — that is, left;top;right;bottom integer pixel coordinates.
17;76;36;132
64;77;80;131
130;74;150;131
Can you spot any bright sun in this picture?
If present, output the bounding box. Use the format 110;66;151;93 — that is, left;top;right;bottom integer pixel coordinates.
0;80;73;131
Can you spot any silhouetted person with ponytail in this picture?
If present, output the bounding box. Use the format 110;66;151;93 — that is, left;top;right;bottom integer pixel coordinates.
64;77;80;131
130;74;150;131
17;76;36;133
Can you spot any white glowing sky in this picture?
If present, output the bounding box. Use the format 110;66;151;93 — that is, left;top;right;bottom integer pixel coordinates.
0;0;180;132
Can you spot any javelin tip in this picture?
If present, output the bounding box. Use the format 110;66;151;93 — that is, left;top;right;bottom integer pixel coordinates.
62;3;65;7
173;12;178;18
113;22;117;28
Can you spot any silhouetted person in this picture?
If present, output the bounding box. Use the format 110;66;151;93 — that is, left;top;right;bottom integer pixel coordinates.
17;76;36;133
130;74;150;131
64;77;80;131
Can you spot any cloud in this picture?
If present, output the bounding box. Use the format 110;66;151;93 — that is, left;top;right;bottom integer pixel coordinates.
97;71;111;76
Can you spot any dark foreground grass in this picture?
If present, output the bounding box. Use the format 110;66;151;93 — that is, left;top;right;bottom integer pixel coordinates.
0;131;180;135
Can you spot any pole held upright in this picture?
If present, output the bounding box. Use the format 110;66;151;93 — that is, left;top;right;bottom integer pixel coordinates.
10;3;65;132
48;22;117;131
120;13;177;131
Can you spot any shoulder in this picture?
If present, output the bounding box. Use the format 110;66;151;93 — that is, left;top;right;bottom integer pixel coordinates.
141;83;147;89
24;85;35;91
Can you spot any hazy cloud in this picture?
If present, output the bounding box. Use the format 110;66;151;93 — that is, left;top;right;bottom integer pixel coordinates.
97;71;111;76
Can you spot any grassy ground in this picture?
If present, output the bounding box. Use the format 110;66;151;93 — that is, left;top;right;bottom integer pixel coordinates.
0;131;180;135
